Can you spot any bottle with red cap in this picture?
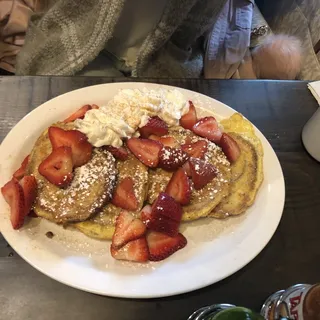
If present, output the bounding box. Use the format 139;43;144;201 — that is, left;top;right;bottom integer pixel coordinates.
261;283;320;320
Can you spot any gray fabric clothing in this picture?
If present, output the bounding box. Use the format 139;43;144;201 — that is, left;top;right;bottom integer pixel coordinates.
15;0;320;80
16;0;227;77
105;0;168;68
77;52;124;77
80;0;255;79
17;0;126;75
262;0;320;80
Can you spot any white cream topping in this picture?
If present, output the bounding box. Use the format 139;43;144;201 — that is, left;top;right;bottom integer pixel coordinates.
75;109;135;147
76;88;189;147
160;89;189;126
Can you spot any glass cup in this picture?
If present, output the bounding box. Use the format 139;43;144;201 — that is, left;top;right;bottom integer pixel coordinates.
187;304;264;320
302;107;320;162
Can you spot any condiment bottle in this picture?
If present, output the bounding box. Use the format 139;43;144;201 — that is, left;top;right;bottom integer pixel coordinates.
261;283;320;320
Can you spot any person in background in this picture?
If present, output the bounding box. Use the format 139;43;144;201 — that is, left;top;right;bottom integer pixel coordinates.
257;0;320;80
0;0;45;74
0;0;319;80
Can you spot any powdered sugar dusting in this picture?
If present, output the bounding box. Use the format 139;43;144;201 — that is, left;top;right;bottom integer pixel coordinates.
37;149;117;223
92;153;149;225
148;127;230;207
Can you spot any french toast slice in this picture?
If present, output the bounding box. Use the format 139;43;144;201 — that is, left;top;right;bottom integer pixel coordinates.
27;123;117;223
210;133;260;218
73;153;149;239
147;127;231;222
210;114;264;218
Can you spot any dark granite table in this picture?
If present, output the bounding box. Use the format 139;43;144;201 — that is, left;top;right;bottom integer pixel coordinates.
0;77;319;320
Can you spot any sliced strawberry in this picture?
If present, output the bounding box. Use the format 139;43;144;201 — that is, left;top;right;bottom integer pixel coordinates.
158;147;189;171
38;146;74;187
152;192;182;222
20;176;37;216
29;210;38;217
165;168;191;205
111;237;149;262
13;155;30;180
126;138;162;168
140;204;180;237
147;231;187;262
189;158;218;190
149;135;177;148
48;126;92;167
139;116;168;138
1;178;25;229
180;101;197;130
181;140;208;159
91;104;99;109
104;146;129;161
219;133;241;163
182;161;192;177
192;116;222;144
112;211;146;248
111;177;138;211
184;136;193;145
63;104;91;123
143;213;180;237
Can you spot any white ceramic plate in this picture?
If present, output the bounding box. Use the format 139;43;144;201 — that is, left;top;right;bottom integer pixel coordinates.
0;82;285;298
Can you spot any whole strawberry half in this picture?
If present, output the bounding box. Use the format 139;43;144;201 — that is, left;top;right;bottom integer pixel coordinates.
104;146;129;161
219;133;241;163
181;140;208;159
140;193;182;237
179;101;197;130
139;116;168;138
1;178;25;229
188;158;218;190
126;138;162;168
165;168;191;205
20;175;37;216
48;126;92;167
192;116;222;144
140;204;180;238
111;177;139;211
110;237;149;263
152;192;183;222
38;146;74;188
147;231;187;262
158;147;189;171
63;104;91;123
112;211;146;249
13;155;30;180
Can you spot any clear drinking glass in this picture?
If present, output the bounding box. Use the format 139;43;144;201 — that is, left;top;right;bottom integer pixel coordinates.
187;304;264;320
302;107;320;162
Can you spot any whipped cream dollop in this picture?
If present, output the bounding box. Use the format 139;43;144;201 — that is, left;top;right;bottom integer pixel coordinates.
75;88;189;147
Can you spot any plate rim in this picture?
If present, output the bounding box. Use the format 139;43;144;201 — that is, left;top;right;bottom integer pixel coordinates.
0;82;285;298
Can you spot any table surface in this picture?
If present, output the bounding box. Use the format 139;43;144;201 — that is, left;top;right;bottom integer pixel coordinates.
0;77;319;320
